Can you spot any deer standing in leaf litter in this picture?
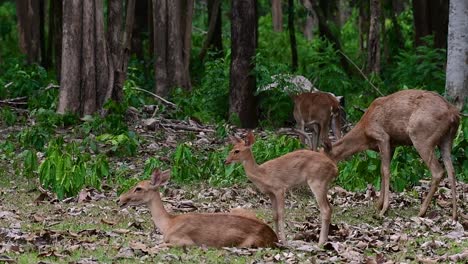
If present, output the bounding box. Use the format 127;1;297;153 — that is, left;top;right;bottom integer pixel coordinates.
118;169;278;248
293;92;343;152
225;131;338;245
329;89;460;220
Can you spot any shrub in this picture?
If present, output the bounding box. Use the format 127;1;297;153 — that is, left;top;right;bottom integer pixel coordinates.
38;138;110;199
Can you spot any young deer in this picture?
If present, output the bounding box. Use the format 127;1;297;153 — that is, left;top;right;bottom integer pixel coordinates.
329;89;460;220
225;131;338;245
118;169;278;248
293;92;342;152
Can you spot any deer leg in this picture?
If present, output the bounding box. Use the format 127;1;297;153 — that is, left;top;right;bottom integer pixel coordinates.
268;193;279;237
378;140;392;216
331;114;342;139
274;191;286;243
413;143;445;218
308;179;332;245
298;120;306;145
440;139;458;221
309;122;319;151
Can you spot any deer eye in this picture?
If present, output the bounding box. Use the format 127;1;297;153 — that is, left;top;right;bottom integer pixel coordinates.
134;187;142;192
234;150;240;154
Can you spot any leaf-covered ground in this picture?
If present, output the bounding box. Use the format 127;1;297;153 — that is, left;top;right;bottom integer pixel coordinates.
1;119;467;263
1;176;467;263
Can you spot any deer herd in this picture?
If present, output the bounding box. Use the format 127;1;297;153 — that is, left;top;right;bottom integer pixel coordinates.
119;89;461;249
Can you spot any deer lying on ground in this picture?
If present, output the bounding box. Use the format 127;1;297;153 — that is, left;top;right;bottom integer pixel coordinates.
293;92;342;151
329;89;460;220
118;169;278;248
225;131;338;245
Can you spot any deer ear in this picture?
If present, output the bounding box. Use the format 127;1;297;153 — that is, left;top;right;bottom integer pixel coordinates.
150;169;161;186
244;131;255;146
158;170;171;185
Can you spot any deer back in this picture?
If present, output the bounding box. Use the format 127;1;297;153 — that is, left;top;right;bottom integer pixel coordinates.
167;213;278;248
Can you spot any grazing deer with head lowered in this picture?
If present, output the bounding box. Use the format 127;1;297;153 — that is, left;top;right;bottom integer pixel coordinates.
329;89;460;220
293;92;342;151
118;169;278;248
225;131;338;245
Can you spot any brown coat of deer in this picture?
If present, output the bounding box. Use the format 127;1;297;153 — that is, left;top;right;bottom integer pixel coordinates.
225;131;338;245
293;92;342;151
118;169;278;248
329;89;460;220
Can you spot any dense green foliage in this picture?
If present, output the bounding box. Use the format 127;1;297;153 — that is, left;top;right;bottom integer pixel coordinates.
0;1;466;199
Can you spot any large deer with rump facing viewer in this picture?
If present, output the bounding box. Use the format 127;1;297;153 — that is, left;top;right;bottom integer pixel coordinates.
293;92;342;151
329;89;460;220
118;169;278;248
225;131;338;245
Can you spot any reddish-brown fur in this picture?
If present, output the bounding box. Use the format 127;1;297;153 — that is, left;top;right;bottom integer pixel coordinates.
225;131;338;245
118;170;278;248
330;89;460;220
293;92;342;151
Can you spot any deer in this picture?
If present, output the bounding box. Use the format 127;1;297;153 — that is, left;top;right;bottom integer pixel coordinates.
329;89;460;220
118;169;278;248
225;131;338;245
293;92;342;152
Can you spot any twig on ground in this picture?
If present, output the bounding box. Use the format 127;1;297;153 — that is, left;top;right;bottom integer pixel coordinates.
131;86;177;108
161;122;215;133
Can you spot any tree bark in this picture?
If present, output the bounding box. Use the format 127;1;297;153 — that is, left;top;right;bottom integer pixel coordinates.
271;0;282;32
358;0;369;54
182;0;194;90
16;0;42;64
301;0;317;41
153;0;191;97
229;0;258;128
367;0;381;75
445;0;468;110
288;0;297;71
52;0;63;80
199;0;223;60
57;0;82;114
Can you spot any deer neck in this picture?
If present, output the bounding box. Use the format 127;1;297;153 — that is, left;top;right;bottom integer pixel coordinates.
330;124;369;162
148;191;172;235
241;150;264;180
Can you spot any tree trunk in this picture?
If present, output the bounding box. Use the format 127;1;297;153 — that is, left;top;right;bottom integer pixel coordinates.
153;0;169;96
288;0;297;71
199;0;223;60
229;0;258;128
367;0;381;75
301;0;317;41
52;0;63;80
57;0;82;114
148;0;154;57
153;0;191;97
58;0;133;116
445;0;468;110
182;0;193;90
16;0;42;64
271;0;282;32
358;0;369;54
39;0;47;67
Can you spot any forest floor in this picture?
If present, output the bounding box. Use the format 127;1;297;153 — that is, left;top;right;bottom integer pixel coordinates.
0;118;467;263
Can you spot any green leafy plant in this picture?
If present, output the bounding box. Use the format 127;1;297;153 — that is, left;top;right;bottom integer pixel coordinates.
20;149;38;179
38;138;110;199
17;125;53;151
0;107;17;125
96;131;139;157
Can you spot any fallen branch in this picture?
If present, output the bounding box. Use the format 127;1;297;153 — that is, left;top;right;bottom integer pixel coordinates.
0;96;28;107
161;122;215;133
338;50;384;96
130;86;177;108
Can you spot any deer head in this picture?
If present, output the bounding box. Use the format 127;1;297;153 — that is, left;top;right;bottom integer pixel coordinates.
118;169;170;208
225;131;255;165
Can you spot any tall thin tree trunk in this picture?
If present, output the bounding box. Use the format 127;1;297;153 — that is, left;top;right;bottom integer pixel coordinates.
229;0;258;128
200;0;222;60
301;0;317;41
16;0;42;64
183;0;194;90
153;0;169;96
53;0;63;80
272;0;283;32
131;0;147;60
148;0;154;57
288;0;297;71
367;0;381;75
445;0;468;110
57;0;82;114
82;0;97;115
